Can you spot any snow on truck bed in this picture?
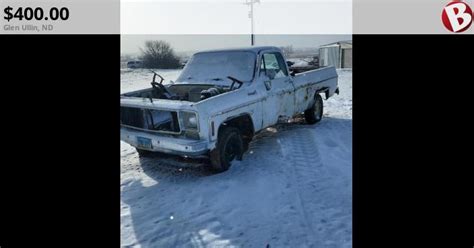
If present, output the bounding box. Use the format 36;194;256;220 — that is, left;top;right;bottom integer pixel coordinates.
121;68;352;247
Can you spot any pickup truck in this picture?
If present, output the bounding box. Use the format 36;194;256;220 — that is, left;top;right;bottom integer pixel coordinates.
121;46;339;172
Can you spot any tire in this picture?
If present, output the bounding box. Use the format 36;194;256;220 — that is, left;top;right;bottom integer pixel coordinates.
304;93;323;124
210;127;244;172
136;148;152;157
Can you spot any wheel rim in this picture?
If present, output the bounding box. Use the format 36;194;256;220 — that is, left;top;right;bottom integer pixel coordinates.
314;99;322;120
224;136;238;162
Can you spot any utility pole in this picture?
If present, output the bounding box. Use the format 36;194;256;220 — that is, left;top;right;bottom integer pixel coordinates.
245;0;260;46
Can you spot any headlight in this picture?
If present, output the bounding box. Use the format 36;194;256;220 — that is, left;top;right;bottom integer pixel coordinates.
181;111;198;130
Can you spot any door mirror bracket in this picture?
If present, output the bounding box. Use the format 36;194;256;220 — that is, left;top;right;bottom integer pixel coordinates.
264;80;272;91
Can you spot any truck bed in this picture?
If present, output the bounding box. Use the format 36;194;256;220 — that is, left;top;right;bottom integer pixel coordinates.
292;66;338;96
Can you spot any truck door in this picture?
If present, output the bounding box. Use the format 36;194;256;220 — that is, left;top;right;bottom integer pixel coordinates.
260;52;295;127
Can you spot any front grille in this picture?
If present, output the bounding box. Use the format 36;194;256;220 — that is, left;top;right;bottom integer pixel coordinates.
120;106;180;133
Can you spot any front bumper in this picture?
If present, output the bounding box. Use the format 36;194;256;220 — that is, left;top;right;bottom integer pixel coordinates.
120;127;209;157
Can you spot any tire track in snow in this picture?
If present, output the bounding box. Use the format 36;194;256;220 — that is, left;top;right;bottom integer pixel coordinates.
278;127;324;247
277;125;351;248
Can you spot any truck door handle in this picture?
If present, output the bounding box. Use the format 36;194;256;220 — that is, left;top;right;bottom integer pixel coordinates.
248;90;257;95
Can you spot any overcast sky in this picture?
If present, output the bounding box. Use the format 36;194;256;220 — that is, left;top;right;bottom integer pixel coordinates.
121;0;351;55
121;34;352;55
122;1;351;35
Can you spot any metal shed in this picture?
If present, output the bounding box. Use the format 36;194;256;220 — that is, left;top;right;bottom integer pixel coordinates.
319;41;352;68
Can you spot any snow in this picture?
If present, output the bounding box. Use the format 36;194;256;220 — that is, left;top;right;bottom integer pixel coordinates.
177;51;256;83
287;58;311;67
121;68;352;247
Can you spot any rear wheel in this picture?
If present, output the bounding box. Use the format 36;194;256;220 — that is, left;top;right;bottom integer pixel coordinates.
304;93;323;124
210;127;244;172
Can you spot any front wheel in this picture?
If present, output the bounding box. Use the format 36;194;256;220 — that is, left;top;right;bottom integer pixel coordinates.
304;93;323;124
136;148;153;157
210;127;244;172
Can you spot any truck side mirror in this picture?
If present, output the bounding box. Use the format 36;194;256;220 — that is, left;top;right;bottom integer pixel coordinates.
260;71;270;80
264;80;272;90
266;70;276;80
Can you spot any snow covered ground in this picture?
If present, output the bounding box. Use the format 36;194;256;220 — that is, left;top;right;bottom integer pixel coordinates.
120;68;352;247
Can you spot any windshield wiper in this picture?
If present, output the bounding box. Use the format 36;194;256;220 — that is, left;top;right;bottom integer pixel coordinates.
227;76;244;90
206;77;243;90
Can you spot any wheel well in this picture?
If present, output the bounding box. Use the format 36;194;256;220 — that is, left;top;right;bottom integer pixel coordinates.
315;87;329;100
219;114;254;143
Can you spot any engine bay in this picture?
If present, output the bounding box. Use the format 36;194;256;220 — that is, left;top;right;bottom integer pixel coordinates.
122;72;243;102
169;84;229;102
122;84;230;102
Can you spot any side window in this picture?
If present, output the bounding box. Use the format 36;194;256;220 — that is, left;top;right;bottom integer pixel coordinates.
260;53;288;80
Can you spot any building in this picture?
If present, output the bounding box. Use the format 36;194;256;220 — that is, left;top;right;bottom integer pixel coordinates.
319;41;352;68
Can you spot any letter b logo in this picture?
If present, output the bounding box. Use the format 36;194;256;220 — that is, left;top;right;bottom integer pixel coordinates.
442;1;473;33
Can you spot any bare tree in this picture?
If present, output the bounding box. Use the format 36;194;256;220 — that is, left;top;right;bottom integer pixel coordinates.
140;40;181;69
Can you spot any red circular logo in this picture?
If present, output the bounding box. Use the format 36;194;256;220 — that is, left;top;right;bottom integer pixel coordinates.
442;1;473;33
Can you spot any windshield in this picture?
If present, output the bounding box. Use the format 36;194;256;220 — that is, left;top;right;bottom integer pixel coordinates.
176;51;256;83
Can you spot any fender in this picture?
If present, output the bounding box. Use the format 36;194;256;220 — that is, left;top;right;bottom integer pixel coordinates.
314;86;329;100
218;113;255;136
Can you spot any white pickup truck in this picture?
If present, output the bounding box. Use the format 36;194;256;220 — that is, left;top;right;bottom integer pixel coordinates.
121;46;339;172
